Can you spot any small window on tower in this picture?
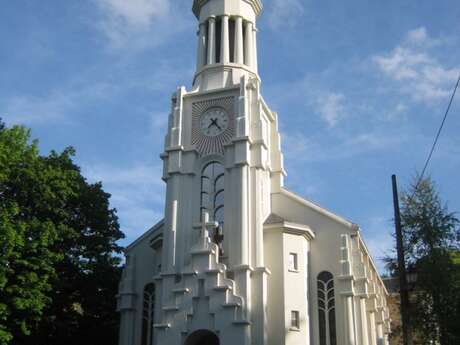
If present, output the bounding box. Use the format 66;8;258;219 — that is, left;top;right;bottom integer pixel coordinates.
291;310;300;330
288;253;298;272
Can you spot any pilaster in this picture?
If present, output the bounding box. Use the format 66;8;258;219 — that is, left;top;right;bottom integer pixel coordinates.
169;87;185;148
251;268;270;345
117;255;137;345
355;297;370;345
339;234;356;345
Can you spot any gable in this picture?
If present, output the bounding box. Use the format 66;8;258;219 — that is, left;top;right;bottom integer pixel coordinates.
125;219;164;253
272;188;358;234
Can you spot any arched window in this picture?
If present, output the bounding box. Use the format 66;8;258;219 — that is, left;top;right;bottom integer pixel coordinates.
200;162;225;227
141;283;155;345
185;329;220;345
317;271;337;345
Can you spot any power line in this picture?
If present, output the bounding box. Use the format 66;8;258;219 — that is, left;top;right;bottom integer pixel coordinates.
391;74;459;345
410;73;460;199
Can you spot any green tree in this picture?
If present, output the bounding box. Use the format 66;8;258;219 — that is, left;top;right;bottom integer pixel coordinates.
0;121;124;345
395;176;460;344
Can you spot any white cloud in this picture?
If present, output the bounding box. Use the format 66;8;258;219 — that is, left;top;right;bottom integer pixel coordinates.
405;27;445;48
282;130;401;163
406;27;428;45
266;0;305;29
83;162;165;242
373;27;459;103
0;58;192;126
97;0;169;28
385;102;408;120
314;92;346;127
1;82;116;125
266;75;351;127
94;0;189;50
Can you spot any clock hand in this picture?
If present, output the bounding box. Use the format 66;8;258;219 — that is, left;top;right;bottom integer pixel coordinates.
210;118;222;130
208;118;222;131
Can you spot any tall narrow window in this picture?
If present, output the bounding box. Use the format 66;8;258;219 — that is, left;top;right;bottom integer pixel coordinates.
229;18;235;63
288;253;298;271
242;22;247;65
291;310;300;329
317;271;337;345
204;21;209;65
142;283;155;345
200;162;225;227
215;17;222;63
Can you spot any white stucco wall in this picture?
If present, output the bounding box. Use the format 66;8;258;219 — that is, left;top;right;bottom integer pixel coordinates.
118;1;391;344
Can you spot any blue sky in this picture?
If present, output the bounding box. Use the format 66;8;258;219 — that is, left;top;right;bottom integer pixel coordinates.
1;0;459;272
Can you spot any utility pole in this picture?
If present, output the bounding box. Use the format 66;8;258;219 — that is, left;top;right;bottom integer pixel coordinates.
391;175;411;345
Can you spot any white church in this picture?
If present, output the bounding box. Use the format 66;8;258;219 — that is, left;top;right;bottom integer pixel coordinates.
117;1;391;345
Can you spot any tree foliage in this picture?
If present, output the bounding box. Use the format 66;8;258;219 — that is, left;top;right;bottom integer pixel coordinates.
389;176;460;344
0;121;124;345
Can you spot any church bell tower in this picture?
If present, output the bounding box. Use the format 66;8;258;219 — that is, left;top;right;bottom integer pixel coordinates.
192;0;261;91
155;0;285;344
117;1;393;344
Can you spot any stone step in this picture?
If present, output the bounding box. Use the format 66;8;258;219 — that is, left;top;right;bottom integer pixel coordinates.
233;320;251;326
153;323;171;329
190;248;215;255
213;285;233;291
205;268;223;275
222;302;241;308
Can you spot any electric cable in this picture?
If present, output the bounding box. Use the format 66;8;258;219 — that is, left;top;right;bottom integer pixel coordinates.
409;73;460;200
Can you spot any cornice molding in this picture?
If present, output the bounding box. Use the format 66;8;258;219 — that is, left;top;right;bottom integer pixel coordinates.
264;220;316;241
192;0;263;18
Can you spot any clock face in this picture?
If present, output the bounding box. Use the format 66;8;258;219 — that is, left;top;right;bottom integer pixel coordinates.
200;108;229;137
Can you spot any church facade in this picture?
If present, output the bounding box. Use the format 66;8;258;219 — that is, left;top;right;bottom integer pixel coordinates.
117;1;391;345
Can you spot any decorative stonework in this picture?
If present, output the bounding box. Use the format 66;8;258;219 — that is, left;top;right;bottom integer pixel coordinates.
192;96;235;156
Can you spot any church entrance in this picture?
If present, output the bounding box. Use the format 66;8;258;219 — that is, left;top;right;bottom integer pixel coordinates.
184;329;219;345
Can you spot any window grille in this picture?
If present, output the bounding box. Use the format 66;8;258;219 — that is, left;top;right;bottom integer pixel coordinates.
317;271;337;345
141;283;155;345
200;161;225;227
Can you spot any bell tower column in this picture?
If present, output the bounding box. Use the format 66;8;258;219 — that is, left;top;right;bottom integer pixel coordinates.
253;25;258;73
191;0;262;91
244;21;254;68
235;16;244;64
221;15;230;64
197;22;206;70
207;16;216;65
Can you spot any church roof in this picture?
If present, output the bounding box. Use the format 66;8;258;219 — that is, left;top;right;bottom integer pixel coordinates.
125;219;164;252
263;213;285;225
280;188;356;229
263;212;316;240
